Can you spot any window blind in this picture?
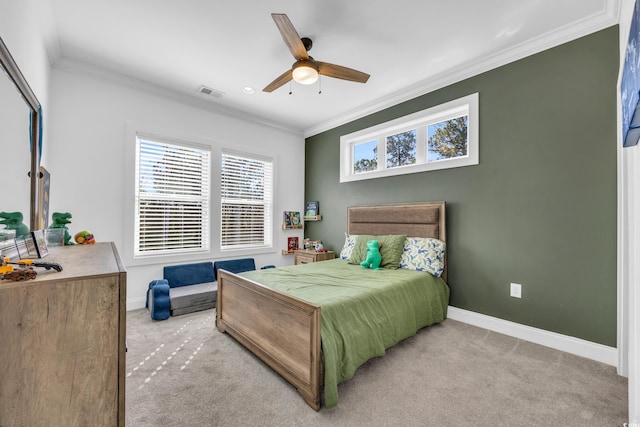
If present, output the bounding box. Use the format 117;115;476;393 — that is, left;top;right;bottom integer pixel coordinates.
221;151;273;250
135;137;210;256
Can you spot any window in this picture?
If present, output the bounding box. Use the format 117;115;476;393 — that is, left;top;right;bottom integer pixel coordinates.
134;136;211;257
220;150;273;251
341;93;478;182
386;129;417;168
353;140;378;173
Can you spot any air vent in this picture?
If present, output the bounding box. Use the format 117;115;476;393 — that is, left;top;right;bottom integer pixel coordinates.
198;85;225;98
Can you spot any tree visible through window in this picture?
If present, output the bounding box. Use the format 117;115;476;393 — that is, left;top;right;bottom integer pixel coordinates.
134;136;211;257
220;151;273;250
340;93;478;182
353;140;378;173
428;116;468;161
386;130;417;168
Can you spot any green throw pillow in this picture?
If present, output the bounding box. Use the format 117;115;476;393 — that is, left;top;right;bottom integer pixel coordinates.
348;234;407;269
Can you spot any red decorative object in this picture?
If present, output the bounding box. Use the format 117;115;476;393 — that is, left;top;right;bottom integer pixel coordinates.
288;237;299;252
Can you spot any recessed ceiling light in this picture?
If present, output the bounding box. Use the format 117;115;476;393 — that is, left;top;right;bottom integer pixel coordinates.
242;86;256;94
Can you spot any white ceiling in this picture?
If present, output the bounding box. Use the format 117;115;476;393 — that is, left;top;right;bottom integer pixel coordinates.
44;0;619;136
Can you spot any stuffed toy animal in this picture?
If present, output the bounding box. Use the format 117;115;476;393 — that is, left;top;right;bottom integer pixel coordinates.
0;211;29;237
360;239;383;270
49;212;74;245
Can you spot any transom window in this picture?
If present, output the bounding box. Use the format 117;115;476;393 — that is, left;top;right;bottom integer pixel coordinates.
134;136;211;257
341;93;478;182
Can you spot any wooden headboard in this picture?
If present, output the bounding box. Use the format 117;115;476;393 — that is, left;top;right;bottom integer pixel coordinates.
347;201;447;279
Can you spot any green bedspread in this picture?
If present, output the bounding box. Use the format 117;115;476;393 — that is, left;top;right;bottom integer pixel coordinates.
240;259;450;408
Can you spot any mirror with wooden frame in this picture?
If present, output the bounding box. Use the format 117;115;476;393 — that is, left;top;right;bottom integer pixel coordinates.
0;36;42;232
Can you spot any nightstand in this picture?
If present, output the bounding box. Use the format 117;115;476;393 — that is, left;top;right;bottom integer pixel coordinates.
294;249;335;265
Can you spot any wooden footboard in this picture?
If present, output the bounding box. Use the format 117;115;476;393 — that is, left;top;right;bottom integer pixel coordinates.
216;269;322;410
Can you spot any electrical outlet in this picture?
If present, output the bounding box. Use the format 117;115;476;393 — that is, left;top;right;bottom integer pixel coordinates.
510;283;522;298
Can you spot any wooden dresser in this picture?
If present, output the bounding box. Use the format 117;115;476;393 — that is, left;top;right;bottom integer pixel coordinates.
0;242;126;427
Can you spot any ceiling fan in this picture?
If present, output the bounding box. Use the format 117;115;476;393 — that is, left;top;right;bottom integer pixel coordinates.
263;13;370;93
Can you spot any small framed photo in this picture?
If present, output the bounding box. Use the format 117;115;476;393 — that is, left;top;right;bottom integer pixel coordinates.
15;230;48;259
288;236;299;252
30;230;48;258
283;211;303;229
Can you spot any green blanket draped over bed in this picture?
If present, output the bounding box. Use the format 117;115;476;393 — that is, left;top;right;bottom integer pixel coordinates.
240;259;450;408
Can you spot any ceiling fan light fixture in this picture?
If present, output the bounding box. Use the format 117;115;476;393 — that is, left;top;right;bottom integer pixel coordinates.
262;14;369;93
292;61;318;85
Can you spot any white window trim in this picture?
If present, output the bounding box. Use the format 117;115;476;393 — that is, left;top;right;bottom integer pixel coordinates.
220;148;274;253
124;124;278;267
133;133;211;259
340;93;479;182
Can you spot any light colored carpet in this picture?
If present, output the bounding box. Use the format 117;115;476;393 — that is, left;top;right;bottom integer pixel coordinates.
125;308;628;426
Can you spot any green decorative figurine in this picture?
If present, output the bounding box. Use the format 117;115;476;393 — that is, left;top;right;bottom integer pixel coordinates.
360;239;383;270
0;211;29;237
50;212;74;245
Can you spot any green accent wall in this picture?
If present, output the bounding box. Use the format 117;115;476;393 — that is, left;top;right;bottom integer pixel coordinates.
304;26;619;347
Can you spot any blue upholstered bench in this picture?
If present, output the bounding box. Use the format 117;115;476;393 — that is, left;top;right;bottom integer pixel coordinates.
147;259;257;319
213;258;256;280
165;262;217;316
147;262;217;318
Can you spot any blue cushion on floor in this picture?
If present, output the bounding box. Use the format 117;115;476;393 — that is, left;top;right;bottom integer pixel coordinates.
164;262;215;288
213;258;256;280
147;279;170;320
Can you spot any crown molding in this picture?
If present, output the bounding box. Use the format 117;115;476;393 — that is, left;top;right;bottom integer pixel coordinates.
304;2;620;138
44;1;621;141
51;58;303;137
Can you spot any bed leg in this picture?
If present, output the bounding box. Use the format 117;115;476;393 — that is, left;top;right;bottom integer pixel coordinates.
216;313;227;333
300;391;320;411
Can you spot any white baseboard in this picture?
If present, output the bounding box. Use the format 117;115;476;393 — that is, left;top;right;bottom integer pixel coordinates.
447;306;618;367
124;299;618;367
127;297;147;311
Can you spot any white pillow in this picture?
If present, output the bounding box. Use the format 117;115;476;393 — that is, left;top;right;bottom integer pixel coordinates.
340;233;358;260
399;237;446;277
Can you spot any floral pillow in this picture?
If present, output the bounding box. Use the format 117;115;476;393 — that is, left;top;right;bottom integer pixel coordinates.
399;237;446;277
340;233;358;260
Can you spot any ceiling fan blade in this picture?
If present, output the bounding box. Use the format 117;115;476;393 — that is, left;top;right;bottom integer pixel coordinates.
263;69;293;92
271;13;309;61
317;62;370;83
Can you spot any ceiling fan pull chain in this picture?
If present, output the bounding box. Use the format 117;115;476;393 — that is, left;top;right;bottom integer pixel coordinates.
289;80;293;95
318;75;322;95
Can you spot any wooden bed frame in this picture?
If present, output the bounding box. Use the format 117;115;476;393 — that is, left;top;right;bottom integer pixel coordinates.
216;201;446;410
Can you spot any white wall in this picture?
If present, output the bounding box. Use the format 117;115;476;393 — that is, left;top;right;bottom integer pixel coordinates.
619;0;639;422
48;66;305;310
621;148;639;424
0;0;51;113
